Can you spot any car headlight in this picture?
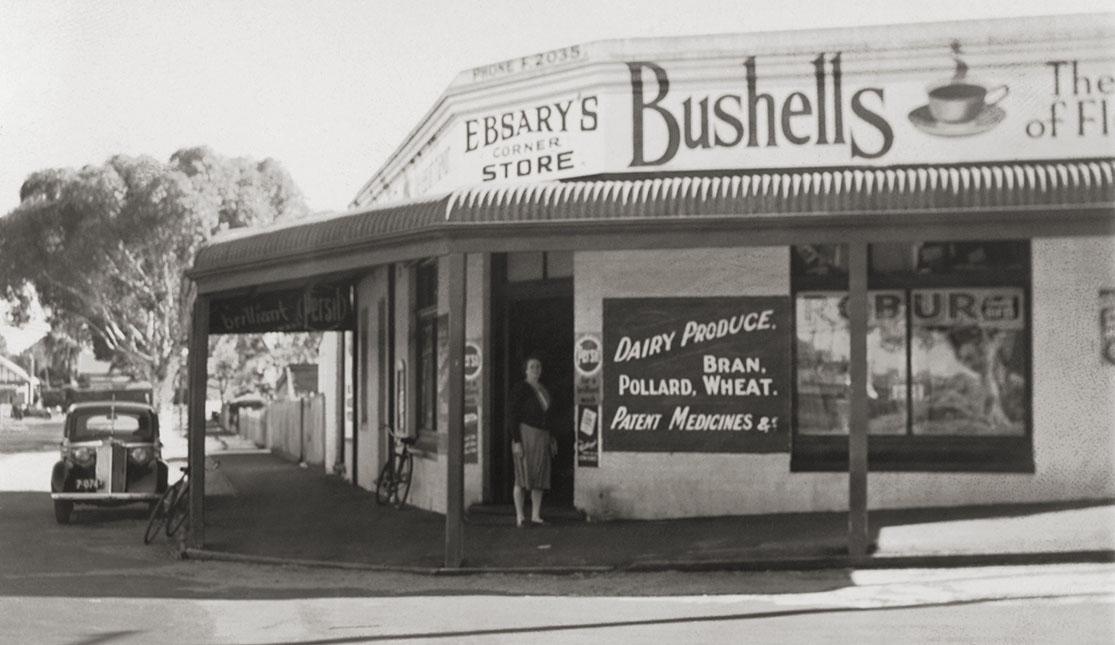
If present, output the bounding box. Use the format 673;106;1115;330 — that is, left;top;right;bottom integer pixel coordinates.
128;446;152;466
70;447;95;467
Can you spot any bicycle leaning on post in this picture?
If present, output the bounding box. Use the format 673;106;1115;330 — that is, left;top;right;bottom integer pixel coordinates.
143;465;191;544
375;427;415;508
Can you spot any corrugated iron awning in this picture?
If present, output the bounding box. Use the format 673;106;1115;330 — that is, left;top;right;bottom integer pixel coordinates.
192;159;1115;281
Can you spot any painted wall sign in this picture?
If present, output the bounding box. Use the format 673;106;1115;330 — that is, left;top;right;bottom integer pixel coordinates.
361;20;1115;207
210;282;355;334
602;297;791;453
1101;289;1115;365
797;288;1026;329
910;288;1026;330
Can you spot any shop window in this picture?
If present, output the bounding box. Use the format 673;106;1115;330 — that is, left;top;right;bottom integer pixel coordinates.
791;241;1032;472
414;260;438;439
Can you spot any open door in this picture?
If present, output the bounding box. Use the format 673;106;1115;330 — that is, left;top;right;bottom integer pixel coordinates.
492;280;575;507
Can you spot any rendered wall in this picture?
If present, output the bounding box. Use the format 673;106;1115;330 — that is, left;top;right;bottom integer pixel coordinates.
355;266;390;491
318;332;346;477
574;240;1115;520
868;235;1115;507
572;247;847;519
400;255;488;514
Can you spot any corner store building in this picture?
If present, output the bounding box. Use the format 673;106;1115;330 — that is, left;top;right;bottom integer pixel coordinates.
185;14;1115;565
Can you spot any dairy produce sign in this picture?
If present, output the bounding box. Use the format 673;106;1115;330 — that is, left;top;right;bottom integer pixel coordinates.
602;297;790;453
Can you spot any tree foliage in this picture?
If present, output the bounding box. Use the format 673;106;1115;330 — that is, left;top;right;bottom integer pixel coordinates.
209;332;322;402
0;147;309;409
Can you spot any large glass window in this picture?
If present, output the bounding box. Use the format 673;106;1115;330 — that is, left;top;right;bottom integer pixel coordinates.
910;288;1027;436
791;241;1031;471
795;290;907;436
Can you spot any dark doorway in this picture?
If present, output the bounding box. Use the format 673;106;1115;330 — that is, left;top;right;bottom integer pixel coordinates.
491;274;575;508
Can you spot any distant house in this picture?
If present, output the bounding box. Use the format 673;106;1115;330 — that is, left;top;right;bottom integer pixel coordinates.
0;355;37;411
275;363;319;400
61;349;152;406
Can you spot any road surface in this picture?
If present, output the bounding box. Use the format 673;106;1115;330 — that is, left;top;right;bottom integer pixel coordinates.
2;416;1112;643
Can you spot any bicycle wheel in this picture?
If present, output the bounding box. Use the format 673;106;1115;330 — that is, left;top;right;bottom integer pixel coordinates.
375;460;397;506
165;480;191;538
394;454;413;509
144;484;177;544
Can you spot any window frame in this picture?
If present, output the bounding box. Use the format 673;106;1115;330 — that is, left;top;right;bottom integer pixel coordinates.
411;259;440;455
790;241;1034;473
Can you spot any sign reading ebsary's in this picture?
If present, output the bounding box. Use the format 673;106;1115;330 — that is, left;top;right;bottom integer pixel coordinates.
360;16;1115;208
602;297;791;453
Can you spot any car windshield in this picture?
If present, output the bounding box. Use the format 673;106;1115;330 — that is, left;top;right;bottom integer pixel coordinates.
69;411;155;442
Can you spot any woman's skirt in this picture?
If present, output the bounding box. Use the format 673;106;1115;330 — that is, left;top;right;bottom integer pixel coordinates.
514;423;552;490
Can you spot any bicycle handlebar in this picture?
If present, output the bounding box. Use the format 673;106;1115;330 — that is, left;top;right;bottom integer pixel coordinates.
381;426;417;447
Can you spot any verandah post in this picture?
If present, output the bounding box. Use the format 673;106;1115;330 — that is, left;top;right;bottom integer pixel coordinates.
445;253;467;568
847;240;869;560
187;295;209;549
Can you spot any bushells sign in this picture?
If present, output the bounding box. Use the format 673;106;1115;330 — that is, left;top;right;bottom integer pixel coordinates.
602;297;791;453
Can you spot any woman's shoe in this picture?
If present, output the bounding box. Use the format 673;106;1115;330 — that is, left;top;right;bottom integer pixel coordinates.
531;518;547;526
516;517;526;528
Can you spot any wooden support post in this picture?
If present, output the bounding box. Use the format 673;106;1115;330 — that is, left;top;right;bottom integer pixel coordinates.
334;330;346;476
187;295;209;549
445;253;467;568
847;241;869;560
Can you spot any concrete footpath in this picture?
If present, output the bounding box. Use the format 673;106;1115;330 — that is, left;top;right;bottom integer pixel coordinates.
186;450;1115;574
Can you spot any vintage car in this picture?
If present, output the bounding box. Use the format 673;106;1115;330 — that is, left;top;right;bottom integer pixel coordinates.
50;401;168;524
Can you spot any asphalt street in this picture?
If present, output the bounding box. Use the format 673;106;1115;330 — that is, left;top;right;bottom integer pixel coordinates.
2;416;1113;644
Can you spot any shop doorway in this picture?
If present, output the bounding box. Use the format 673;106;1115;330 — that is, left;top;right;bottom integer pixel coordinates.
491;261;575;508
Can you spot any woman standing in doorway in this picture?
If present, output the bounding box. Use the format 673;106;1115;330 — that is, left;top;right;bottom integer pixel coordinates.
509;354;556;527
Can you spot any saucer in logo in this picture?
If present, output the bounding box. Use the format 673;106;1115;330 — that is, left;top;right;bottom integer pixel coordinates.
908;104;1006;137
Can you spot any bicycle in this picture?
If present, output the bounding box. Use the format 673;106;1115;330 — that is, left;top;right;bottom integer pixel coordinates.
144;465;188;543
375;428;415;508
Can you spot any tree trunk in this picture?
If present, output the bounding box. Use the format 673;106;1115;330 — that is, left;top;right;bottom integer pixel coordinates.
153;354;183;435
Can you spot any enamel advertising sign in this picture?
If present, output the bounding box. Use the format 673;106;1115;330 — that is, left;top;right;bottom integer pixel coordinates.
602;297;791;453
209;281;354;334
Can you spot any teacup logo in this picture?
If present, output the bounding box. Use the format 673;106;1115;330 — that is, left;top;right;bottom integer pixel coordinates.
927;80;1008;123
909;40;1009;137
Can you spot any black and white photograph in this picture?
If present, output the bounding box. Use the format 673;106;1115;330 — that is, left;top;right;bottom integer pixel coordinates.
1;1;1113;642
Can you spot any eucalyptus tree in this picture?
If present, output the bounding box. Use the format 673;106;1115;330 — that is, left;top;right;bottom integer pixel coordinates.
0;147;308;411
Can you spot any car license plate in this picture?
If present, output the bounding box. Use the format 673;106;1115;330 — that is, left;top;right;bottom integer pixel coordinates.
75;478;103;491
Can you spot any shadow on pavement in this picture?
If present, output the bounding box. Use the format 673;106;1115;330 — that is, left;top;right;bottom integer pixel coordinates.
3;449;1112;600
204;453;1115;570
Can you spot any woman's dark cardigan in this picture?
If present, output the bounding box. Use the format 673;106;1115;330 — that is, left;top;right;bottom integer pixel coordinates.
507;381;549;443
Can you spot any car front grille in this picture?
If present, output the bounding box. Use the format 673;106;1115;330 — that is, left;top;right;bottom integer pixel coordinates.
94;444;128;492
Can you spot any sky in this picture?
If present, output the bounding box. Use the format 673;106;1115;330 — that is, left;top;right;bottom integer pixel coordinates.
0;0;1111;349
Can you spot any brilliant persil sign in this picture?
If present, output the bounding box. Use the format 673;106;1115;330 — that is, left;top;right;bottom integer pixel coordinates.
362;17;1114;206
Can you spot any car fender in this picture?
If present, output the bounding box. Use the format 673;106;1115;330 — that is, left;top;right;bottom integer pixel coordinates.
51;461;70;493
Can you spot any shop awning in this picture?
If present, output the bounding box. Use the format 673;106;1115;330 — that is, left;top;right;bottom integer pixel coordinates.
190;159;1115;290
